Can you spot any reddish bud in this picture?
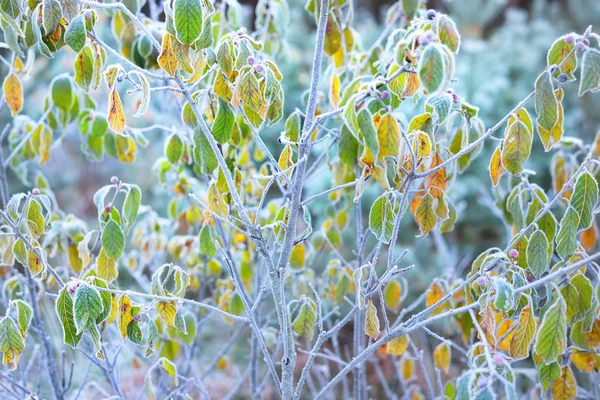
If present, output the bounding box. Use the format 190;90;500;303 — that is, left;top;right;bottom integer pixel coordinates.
133;314;141;322
110;176;119;184
255;65;265;74
508;249;519;258
247;56;256;65
493;354;504;366
527;274;535;283
381;91;390;100
576;42;587;52
565;34;575;45
558;73;568;83
426;9;436;20
104;203;112;213
32;188;40;196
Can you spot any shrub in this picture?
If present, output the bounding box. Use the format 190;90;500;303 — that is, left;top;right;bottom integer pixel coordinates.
1;0;600;399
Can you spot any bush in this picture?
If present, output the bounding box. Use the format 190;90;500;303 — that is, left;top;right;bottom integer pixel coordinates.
1;0;600;399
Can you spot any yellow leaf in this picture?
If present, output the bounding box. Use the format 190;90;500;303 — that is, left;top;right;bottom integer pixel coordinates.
98;248;118;282
413;131;432;159
400;357;414;381
67;244;82;273
3;73;23;116
426;153;447;198
364;299;380;339
425;282;445;315
377;113;401;159
387;335;409;356
550;365;577;400
489;145;503;186
330;72;340;107
117;295;133;339
158;33;178;77
107;88;126;133
570;349;595;373
509;305;536;360
157;301;177;328
433;342;451;373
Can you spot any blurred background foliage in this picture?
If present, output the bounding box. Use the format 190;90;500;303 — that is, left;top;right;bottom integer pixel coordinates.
1;1;600;393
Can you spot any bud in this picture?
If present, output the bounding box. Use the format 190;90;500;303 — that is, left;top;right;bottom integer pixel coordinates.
37;16;42;24
32;188;40;196
426;9;436;20
255;64;265;74
84;10;92;19
476;277;486;286
111;176;119;184
565;34;575;45
493;354;504;366
508;249;519;258
67;280;80;294
419;35;431;46
104;203;112;213
527;274;535;283
576;42;587;52
381;91;390;100
247;56;256;65
548;65;558;74
558;73;568;83
133;314;141;322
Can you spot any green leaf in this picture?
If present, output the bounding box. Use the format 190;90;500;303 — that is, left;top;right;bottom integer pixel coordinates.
193;126;217;174
526;229;549;278
126;320;143;345
74;47;94;92
418;44;446;93
1;0;21;19
435;14;460;53
12;300;32;336
123;184;142;229
556;206;580;260
212;98;235;144
55;287;82;348
570;171;598;231
534;294;567;364
534;71;558;132
323;15;342;56
199;225;217;257
51;75;74;111
571;272;593;322
65;14;86;53
173;0;203;45
501;120;532;175
579;48;600;96
415;192;436;236
88;276;111;324
42;0;62;35
369;194;395;244
292;301;316;340
357;109;378;161
74;284;104;334
101;220;125;260
493;277;514;311
547;36;577;79
338;125;359;165
561;282;579;323
0;317;24;371
162;133;183;166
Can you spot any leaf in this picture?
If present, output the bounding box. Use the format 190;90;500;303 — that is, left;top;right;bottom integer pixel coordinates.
556;206;580;260
493;277;515;311
435;14;460;53
173;0;203;45
97;248;118;282
107;88;126;133
3;73;23;116
387;335;409;356
509;305;535;360
73;284;103;334
369;194;395;244
117;295;133;339
12;300;32;336
364;299;380;339
292;301;316;340
127;319;143;345
158;33;178;76
433;342;451;373
426;153;447;198
547;36;577;79
358;109;379;163
212;98;235;144
157;301;177;327
550;365;577;400
534;71;558;132
571;272;593;321
377;113;400;159
55;287;83;348
489;145;503;186
323;15;342;56
160;357;179;386
570;171;598;231
123;184;142;229
534;294;567;364
52;75;74;111
65;14;86;53
0;0;20;18
415;192;436;236
74;47;94;92
165;133;183;164
561;282;579;323
0;317;24;371
42;0;62;35
579;48;600;96
526;229;549;278
501;120;532;175
102;220;125;260
199;225;217;257
418;44;446;93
